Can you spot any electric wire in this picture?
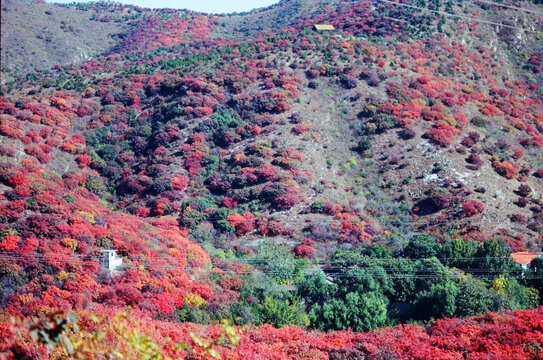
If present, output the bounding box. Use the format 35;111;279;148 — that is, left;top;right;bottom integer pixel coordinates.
2;253;540;280
378;0;542;33
473;0;543;16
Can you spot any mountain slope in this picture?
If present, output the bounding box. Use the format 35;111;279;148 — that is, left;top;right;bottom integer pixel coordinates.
1;0;543;358
0;0;130;86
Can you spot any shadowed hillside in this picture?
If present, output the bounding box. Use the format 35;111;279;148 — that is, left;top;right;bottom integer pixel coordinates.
1;0;130;86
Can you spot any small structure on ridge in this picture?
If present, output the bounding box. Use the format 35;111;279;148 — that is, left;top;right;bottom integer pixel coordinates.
313;24;335;31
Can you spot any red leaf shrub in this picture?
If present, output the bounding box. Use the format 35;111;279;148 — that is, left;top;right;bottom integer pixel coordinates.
135;207;150;217
492;161;519;179
295;244;314;258
466;153;483;168
431;194;453;210
76;155;92;167
0;234;20;251
227;212;255;235
0;145;16;157
171;175;189;191
512;148;524;160
292;124;310;134
426;122;458;147
221;197;238;209
517;184;532;196
511;214;527;223
516;196;528;208
462;200;485;217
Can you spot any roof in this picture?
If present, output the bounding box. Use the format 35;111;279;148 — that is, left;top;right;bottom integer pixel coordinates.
313;24;335;31
510;252;540;265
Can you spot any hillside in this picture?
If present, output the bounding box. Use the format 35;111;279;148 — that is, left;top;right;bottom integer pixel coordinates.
0;0;130;86
1;0;543;359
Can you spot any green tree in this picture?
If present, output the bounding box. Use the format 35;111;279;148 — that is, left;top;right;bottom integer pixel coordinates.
474;238;514;272
297;271;332;307
442;237;479;269
413;281;458;319
491;277;531;310
256;296;307;328
404;233;442;258
309;298;347;332
455;277;499;317
387;258;416;303
345;291;389;332
524;257;543;305
300;250;392;332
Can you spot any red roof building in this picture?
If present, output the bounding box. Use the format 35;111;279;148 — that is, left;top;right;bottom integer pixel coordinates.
511;251;541;269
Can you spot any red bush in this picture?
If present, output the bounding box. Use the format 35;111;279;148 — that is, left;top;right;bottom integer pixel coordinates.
227;212;255;235
76;155;92;167
426;122;458;147
466;153;483;168
0;234;20;251
171;175;189;191
492;161;519;179
517;184;532;196
221;197;238;209
295;244;314;258
136;207;150;217
462;200;485;217
0;115;24;139
292;124;309;135
511;214;527;223
512;148;524;160
0;145;16;157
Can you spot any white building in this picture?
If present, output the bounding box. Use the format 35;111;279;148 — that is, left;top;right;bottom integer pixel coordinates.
101;250;123;274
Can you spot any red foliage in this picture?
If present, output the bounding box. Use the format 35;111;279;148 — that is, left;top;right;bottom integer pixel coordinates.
0;145;16;157
426;122;458;147
511;214;527;223
32;307;539;360
0;235;20;251
512;148;524;160
462;200;485;217
221;197;238;209
76;155;92;167
227;212;255;235
492;161;520;180
431;194;453;210
292;124;309;134
294;244;314;258
171;175;189;191
517;184;532;196
7;173;26;188
466;153;483;168
0;115;24;139
273;186;301;210
135;207;150;217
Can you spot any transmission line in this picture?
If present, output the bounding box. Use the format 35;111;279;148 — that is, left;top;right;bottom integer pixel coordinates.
2;252;539;280
379;0;541;33
473;0;543;16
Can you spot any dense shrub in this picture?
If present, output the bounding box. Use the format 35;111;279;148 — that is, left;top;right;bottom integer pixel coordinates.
426;122;457;147
462;200;485;217
492;161;519;179
466;153;483;169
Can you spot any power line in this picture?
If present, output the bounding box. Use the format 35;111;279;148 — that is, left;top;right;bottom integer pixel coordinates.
379;0;541;34
1;253;538;280
473;0;543;16
0;252;523;262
